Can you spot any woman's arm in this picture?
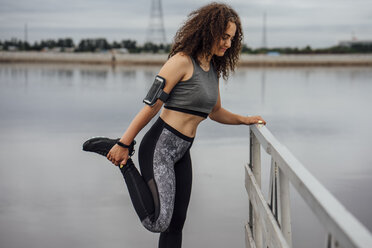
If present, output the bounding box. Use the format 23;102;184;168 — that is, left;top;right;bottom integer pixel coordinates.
209;88;266;125
107;53;192;167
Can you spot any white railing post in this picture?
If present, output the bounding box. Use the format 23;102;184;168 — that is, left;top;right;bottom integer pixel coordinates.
247;125;372;248
278;165;293;247
250;130;263;248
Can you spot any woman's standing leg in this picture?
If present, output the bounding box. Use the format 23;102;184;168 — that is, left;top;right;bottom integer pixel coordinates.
138;117;193;233
158;150;192;248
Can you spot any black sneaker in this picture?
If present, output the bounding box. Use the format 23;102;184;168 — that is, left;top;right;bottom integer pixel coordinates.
82;137;136;157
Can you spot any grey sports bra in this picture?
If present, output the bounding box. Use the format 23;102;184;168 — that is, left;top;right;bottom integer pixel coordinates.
164;56;219;118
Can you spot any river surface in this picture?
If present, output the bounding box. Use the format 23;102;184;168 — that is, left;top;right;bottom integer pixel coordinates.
0;63;371;248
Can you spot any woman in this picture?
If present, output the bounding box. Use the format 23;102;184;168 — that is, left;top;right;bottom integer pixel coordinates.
83;2;265;247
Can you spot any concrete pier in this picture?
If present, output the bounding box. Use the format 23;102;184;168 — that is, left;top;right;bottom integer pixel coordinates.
1;52;372;66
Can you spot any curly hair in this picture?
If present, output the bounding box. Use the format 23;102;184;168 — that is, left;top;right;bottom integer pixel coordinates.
169;2;243;80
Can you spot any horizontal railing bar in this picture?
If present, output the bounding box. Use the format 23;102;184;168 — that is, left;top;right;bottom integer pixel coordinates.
250;125;372;248
245;164;290;248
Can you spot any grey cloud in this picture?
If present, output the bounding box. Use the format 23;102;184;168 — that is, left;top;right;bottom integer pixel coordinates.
0;0;371;47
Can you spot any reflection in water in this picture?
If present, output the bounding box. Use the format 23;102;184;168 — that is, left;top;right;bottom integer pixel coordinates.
144;69;158;81
0;64;371;248
121;69;136;79
41;68;73;79
80;69;108;79
58;69;73;78
24;66;28;90
260;69;266;105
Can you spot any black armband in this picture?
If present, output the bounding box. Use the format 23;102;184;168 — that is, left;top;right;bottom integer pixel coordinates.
143;75;169;106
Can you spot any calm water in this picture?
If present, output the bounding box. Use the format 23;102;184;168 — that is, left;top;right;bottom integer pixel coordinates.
0;63;371;248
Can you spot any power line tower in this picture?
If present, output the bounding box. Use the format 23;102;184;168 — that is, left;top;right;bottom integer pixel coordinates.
146;0;166;45
24;23;28;43
261;12;267;48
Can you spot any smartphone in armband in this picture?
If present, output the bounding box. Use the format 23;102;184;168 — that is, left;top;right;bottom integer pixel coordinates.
143;75;166;106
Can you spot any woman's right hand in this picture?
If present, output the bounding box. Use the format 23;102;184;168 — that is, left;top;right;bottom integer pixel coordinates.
107;144;129;167
246;115;266;125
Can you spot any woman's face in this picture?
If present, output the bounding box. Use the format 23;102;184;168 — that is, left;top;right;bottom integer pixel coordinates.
212;21;237;57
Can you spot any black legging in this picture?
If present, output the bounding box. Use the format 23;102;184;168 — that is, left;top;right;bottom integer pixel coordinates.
119;117;193;248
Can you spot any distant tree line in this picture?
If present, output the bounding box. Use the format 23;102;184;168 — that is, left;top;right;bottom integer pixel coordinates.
1;38;371;54
0;38;172;53
241;44;372;54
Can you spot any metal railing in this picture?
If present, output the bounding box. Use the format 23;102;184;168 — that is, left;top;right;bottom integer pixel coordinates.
245;124;372;248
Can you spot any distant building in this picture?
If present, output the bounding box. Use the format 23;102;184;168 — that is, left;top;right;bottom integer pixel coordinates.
112;48;128;54
51;47;62;52
339;40;372;48
8;46;18;51
64;47;75;53
266;51;280;56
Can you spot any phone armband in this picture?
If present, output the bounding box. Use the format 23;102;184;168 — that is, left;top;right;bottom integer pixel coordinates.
143;75;169;106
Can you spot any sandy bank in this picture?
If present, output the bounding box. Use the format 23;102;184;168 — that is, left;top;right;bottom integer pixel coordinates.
1;52;372;66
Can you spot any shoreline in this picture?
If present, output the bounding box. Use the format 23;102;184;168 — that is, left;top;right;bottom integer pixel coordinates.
1;51;372;67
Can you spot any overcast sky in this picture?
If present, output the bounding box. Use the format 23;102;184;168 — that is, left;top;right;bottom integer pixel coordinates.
0;0;371;48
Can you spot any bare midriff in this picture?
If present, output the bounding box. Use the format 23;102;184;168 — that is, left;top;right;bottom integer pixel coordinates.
160;108;206;138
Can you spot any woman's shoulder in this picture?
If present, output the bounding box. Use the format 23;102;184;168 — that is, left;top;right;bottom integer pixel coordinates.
168;52;193;67
158;52;194;85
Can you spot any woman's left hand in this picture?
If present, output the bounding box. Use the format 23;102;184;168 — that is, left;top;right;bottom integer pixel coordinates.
243;115;266;125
